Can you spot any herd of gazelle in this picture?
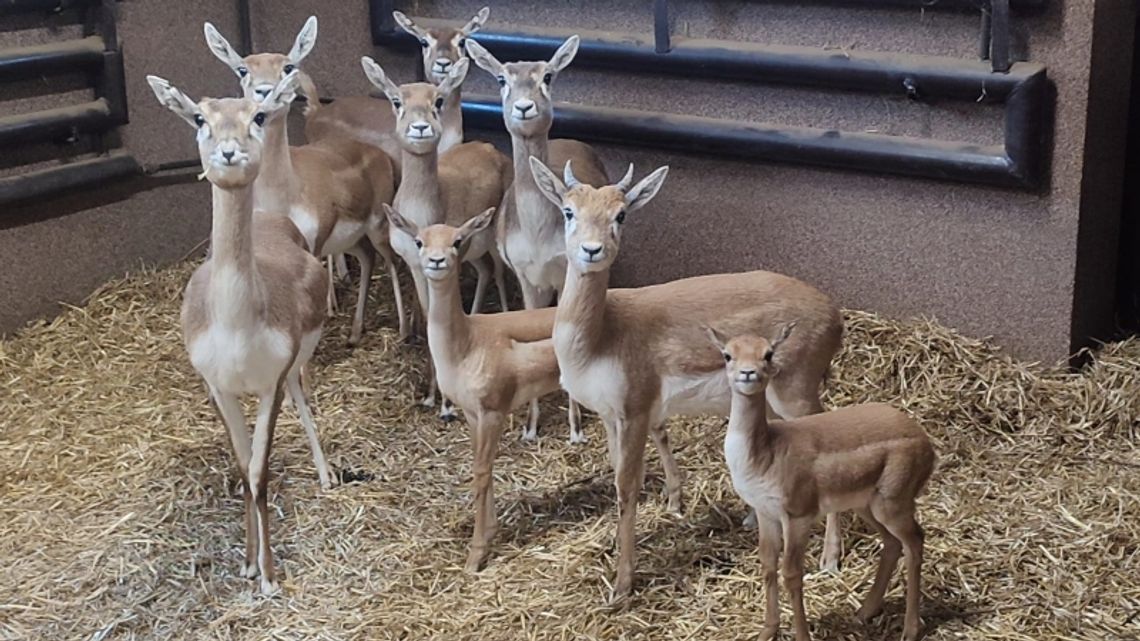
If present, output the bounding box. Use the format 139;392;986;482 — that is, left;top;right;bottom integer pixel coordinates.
145;8;936;641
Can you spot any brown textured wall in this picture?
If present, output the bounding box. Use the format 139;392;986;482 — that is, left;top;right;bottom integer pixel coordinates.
0;0;241;334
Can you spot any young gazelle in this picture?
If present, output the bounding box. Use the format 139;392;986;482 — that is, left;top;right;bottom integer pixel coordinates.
147;73;331;593
709;327;935;641
299;8;488;169
529;158;846;600
362;56;512;418
465;36;606;444
204;18;406;343
385;204;572;571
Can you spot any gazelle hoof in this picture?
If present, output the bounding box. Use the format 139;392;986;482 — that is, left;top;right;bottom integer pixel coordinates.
465;548;489;573
742;510;758;530
419;395;436;409
568;430;588;444
819;550;842;574
258;578;281;596
240;562;259;579
521;427;538;442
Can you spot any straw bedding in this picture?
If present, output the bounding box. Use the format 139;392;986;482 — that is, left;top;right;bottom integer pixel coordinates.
1;261;1137;641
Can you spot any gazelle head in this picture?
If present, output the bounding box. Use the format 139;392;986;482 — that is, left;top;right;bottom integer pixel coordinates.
203;16;317;102
393;7;488;83
361;56;468;154
706;324;797;396
145;72;299;189
384;205;496;280
529;158;669;273
465;35;579;137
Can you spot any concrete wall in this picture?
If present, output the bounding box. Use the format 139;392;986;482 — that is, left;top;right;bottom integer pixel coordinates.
1;0;1134;365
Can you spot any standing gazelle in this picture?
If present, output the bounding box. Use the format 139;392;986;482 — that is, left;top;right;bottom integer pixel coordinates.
465;36;605;444
147;73;330;594
529;158;846;600
710;327;935;641
204;17;405;343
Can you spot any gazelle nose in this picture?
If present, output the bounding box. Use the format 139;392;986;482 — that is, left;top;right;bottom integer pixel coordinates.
413;123;429;132
254;88;270;99
739;369;758;381
514;100;535;115
433;58;451;70
581;242;603;257
221;150;236;163
427;256;445;267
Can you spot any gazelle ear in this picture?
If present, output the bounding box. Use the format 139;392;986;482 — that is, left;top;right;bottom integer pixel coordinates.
262;70;300;113
464;39;502;77
436;57;469;95
361;56;403;104
203;22;245;73
456;207;496;257
770;322;797;353
703;325;730;354
624;166;669;212
392;10;427;40
462;7;490;35
383;203;419;238
528;156;567;207
548;35;580;73
146;75;201;128
288;16;318;63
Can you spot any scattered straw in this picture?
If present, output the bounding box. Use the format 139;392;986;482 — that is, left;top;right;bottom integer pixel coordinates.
0;261;1137;640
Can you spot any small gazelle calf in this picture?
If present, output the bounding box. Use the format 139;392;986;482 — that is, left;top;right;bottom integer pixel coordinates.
385;204;571;571
710;327;935;641
147;73;332;594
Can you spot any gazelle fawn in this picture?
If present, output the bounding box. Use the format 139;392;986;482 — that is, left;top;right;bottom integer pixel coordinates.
709;327;935;641
385;204;571;572
204;17;405;343
147;73;332;593
362;56;512;419
300;8;488;169
466;35;605;444
529;158;845;600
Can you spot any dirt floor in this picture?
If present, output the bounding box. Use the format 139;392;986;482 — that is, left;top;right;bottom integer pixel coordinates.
1;261;1138;641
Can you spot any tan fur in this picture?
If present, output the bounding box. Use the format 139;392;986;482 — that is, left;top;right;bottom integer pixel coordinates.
528;158;846;600
362;57;512;418
203;21;405;344
146;76;335;595
386;207;572;572
715;332;935;641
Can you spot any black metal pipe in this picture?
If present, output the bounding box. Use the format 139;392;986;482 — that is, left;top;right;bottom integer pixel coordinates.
461;95;1027;188
368;0;396;50
989;0;1012;73
653;0;671;54
0;36;104;81
0;151;139;206
236;0;253;56
0;0;92;16
740;0;1044;10
0;99;112;147
379;23;1043;103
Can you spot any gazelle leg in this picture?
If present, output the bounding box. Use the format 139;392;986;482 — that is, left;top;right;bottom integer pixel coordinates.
649;421;683;514
286;371;336;490
492;251;509;312
347;240;376;347
465;410;505;572
248;385;284;595
470;256;491;314
756;514;783;641
873;499;925;641
334;253;350;281
611;415;649;601
325;258;339;316
523;399;540;441
567;398;585;444
211;387;256;579
855;507;901;623
781;516;814;641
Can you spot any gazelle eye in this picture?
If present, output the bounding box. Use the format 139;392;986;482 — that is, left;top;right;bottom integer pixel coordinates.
764;350;774;362
194;114;205;127
723;353;732;363
434;97;444;110
391;99;402;110
496;76;506;87
419;38;428;48
452;238;462;249
253;112;266;126
458;38;467;49
283;64;296;74
543;73;552;85
615;210;626;224
237;66;248;77
563;208;573;221
414;238;423;249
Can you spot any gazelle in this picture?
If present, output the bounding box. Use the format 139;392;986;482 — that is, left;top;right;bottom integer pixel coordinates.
529;158;846;600
385;204;575;571
299;8;488;170
362;56;512;419
204;17;406;343
147;73;332;593
709;327;934;641
465;36;606;444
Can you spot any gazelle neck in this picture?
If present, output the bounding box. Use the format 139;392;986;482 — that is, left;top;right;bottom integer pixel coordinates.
255;115;298;212
208;182;264;326
510;131;563;234
556;266;609;356
426;270;472;358
728;390;773;465
397;147;445;226
441;91;464;150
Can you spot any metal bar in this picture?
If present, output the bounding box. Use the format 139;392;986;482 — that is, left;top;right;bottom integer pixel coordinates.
740;0;1044;10
0;151;139;206
0;99;112;147
379;22;1042;103
0;36;104;81
0;0;93;16
989;0;1012;72
368;0;396;50
237;0;253;56
461;95;1028;188
653;0;671;54
95;49;128;125
979;6;992;60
